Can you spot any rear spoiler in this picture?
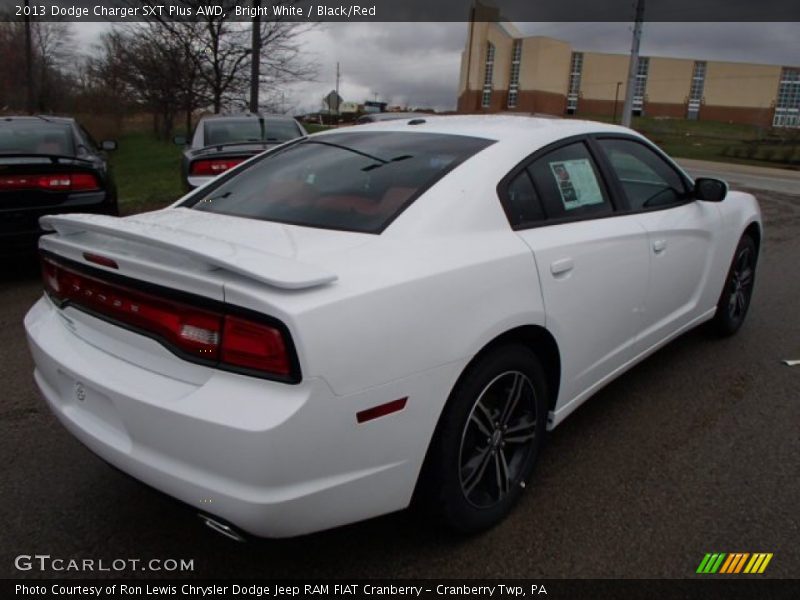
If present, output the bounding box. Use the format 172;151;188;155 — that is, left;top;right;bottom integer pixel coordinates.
196;141;276;153
0;153;94;164
39;213;338;291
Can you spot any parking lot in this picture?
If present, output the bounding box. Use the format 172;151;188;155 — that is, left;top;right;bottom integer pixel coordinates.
1;181;798;579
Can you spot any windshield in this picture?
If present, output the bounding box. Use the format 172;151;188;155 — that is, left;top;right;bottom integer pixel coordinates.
186;131;493;233
0;121;75;155
203;118;302;146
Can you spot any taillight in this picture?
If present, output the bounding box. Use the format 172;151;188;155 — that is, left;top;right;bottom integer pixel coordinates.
222;316;291;376
0;172;100;192
189;158;245;176
40;254;296;381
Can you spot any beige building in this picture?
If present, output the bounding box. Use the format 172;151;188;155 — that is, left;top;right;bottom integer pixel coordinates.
458;17;800;128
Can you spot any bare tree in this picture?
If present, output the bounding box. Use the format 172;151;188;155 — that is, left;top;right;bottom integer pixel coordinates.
0;21;27;111
83;29;139;129
132;0;317;114
0;19;75;113
132;26;192;139
33;22;74;112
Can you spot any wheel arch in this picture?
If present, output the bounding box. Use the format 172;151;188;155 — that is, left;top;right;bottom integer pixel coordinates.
469;325;562;413
427;323;562;454
412;323;561;508
743;220;762;255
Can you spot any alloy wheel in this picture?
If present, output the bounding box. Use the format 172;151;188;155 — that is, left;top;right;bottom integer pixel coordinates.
728;246;754;321
458;370;538;508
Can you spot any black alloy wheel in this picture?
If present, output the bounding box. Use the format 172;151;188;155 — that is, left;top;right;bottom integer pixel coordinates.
416;344;548;533
713;234;757;336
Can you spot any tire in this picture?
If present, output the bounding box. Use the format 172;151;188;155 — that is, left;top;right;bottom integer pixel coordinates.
416;344;548;534
712;234;758;336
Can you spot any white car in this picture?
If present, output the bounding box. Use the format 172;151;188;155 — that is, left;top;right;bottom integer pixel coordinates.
25;116;761;539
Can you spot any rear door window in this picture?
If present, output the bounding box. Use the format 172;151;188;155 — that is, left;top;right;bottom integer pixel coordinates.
526;142;613;220
504;170;545;227
185;131;493;233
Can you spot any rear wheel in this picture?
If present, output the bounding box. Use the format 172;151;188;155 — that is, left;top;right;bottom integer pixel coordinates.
417;344;547;533
712;234;757;336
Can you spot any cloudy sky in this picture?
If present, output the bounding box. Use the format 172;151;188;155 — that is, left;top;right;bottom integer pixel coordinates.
73;21;800;114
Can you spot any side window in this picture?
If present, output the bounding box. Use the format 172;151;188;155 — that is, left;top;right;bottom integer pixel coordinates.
79;126;99;151
504;170;545;227
527;142;613;220
597;138;688;210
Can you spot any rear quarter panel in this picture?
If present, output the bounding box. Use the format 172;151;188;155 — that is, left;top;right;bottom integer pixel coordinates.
223;230;546;397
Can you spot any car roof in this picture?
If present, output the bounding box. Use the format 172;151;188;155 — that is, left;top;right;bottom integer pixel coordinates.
1;115;75;125
321;115;637;144
362;112;431;121
199;113;297;122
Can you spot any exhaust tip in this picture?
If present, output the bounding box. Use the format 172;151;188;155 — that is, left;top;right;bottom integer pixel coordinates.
198;513;247;543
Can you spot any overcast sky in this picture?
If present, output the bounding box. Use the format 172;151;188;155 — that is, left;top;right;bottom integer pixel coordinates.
73;21;800;114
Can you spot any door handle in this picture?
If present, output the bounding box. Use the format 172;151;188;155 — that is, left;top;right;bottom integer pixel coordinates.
550;258;574;277
652;239;667;254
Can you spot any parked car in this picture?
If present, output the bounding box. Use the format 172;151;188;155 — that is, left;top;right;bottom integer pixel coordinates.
355;111;432;125
0;115;117;254
25;116;761;539
177;113;307;190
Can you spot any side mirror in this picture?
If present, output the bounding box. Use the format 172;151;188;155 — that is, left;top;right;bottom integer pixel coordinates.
694;177;727;202
173;135;187;146
100;140;117;151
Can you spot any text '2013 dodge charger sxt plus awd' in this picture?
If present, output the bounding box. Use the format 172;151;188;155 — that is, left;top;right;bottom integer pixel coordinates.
25;116;761;538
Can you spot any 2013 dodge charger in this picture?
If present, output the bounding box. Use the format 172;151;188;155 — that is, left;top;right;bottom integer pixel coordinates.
1;116;118;255
24;116;761;538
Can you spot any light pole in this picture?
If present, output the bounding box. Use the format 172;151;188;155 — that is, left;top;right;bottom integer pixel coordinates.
621;0;645;127
249;0;261;113
24;0;34;114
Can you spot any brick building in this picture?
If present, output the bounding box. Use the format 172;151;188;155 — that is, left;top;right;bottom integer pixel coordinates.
457;19;800;128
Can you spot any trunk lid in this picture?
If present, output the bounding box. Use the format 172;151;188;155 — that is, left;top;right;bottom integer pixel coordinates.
39;208;374;292
37;209;371;383
0;155;101;211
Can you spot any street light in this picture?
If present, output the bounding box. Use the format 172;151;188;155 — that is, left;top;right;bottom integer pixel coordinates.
613;81;622;124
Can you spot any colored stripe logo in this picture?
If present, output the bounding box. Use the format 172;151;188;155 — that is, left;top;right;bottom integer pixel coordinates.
697;553;773;574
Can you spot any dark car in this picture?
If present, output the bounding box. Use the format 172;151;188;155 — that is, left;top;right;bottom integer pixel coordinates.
354;112;432;125
176;113;307;190
0;115;118;255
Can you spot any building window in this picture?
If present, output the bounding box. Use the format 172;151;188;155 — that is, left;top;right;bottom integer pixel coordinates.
482;42;495;108
632;57;649;116
567;52;583;114
507;39;522;109
687;61;706;120
773;68;800;128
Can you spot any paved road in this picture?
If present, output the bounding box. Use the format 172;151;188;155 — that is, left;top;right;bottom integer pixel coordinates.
1;184;798;580
678;158;800;195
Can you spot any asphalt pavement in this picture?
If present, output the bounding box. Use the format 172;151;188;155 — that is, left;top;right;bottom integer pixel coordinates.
1;172;798;579
678;158;800;195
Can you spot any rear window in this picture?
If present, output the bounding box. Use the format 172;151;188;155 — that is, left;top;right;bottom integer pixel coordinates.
0;121;75;156
185;131;493;233
204;118;302;146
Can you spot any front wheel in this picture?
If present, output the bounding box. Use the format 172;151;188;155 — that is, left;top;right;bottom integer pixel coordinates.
712;234;757;336
417;344;548;533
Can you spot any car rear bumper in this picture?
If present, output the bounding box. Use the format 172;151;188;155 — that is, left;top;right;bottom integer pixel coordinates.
24;296;457;537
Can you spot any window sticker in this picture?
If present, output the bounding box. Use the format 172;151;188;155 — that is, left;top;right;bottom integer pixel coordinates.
548;159;604;210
